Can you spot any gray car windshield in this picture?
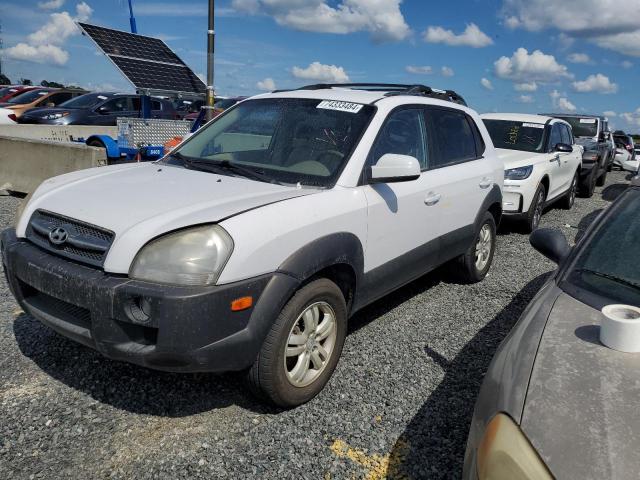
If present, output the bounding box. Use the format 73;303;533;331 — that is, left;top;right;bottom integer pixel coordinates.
483;120;546;153
567;192;640;306
555;116;598;137
59;93;105;109
168;98;375;187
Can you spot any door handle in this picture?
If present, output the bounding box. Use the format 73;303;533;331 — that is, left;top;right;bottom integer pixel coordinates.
550;155;560;163
424;192;441;206
479;178;492;189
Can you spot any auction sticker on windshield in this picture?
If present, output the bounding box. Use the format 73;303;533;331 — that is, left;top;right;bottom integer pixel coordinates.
317;100;364;114
522;123;545;129
580;119;597;124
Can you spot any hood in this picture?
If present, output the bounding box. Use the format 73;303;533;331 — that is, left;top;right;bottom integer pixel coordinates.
495;148;545;168
18;163;319;272
575;137;598;151
521;292;640;479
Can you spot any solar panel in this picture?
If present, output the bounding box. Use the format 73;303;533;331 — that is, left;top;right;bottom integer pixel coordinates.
77;22;206;95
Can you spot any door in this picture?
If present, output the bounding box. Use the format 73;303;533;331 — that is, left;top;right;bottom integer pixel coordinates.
424;106;494;260
95;97;130;125
362;107;442;300
558;122;580;190
546;123;566;199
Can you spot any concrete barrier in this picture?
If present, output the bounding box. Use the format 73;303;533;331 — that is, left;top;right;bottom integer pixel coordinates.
0;136;107;194
0;125;117;143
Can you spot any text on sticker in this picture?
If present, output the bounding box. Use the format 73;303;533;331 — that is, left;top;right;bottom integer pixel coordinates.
522;123;545;129
317;100;364;114
580;118;597;124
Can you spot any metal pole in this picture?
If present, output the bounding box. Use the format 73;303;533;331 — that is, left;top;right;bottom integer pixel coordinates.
205;0;215;121
128;0;138;34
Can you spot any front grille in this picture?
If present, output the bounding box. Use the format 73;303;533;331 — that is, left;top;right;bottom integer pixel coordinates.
20;281;92;331
25;210;115;268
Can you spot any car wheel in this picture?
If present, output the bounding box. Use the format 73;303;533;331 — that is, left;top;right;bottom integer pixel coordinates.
246;278;347;408
453;212;496;284
560;172;578;210
596;167;607;187
579;168;597;198
524;183;546;233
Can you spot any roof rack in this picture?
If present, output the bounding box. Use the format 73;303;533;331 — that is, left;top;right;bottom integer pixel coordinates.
278;83;467;106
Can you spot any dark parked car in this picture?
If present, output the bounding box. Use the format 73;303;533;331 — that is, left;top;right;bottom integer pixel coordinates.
542;113;615;197
19;93;177;126
464;177;640;479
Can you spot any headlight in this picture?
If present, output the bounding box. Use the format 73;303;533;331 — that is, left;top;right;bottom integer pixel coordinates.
130;225;233;286
476;413;553;480
42;112;69;120
582;152;599;162
505;166;533;180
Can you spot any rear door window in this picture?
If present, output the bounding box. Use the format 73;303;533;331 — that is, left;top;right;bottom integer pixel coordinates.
427;108;477;168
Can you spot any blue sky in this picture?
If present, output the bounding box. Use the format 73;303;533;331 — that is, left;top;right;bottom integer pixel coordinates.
2;0;640;131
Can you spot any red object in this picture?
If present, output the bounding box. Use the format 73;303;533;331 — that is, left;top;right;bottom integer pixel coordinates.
8;114;17;123
0;86;38;103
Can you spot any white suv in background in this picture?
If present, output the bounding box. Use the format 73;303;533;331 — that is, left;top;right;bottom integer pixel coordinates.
3;84;503;407
481;113;582;232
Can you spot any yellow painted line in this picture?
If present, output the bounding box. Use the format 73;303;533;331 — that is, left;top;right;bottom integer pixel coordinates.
330;438;410;480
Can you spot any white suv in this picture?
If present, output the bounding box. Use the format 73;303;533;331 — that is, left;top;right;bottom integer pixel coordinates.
482;113;582;232
2;84;503;407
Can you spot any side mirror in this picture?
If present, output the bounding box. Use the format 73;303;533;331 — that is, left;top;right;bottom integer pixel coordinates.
370;154;421;183
530;228;571;264
555;143;573;153
97;106;111;114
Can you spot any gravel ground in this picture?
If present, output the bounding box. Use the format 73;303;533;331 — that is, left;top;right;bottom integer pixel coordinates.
0;171;631;479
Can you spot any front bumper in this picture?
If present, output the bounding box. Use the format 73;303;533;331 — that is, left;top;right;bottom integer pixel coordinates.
1;228;299;373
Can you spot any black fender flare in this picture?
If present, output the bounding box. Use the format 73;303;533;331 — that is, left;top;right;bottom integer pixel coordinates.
277;232;365;288
474;184;502;231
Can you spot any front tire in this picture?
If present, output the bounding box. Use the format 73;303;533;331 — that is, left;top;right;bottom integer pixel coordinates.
596;167;607;187
579;167;597;198
247;278;347;408
453;212;496;284
524;183;546;233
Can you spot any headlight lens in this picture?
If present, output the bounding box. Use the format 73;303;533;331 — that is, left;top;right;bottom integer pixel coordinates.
130;225;233;286
477;413;553;480
505;165;533;180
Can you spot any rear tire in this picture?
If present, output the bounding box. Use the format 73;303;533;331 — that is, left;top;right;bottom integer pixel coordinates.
452;212;496;284
246;278;347;408
559;172;578;210
596;168;607;187
86;139;106;149
579;168;597;198
524;184;546;233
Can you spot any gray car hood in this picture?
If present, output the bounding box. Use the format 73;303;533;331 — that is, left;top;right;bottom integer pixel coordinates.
521;292;640;479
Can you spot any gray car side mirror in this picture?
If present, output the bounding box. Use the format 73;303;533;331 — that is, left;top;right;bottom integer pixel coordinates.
530;228;571;264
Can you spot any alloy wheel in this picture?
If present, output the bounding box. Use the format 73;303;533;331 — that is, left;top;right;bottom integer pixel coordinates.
284;302;337;388
475;224;492;271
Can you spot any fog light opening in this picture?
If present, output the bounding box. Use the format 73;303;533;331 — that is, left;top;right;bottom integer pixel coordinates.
127;296;152;323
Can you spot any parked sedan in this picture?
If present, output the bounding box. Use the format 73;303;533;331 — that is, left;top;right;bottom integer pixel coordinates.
0;107;18;125
0;85;38;103
19;93;177;125
0;88;87;118
464;177;640;479
482;113;582;232
614;138;639;173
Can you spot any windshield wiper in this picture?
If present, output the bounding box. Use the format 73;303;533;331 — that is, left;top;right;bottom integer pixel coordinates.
576;268;640;291
183;157;283;185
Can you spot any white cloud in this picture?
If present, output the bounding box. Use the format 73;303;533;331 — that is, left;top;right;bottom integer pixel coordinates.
38;0;65;9
549;89;577;112
423;23;493;48
480;77;493;90
441;66;454;77
257;77;276;91
622;60;633;68
4;43;69;65
494;48;572;83
5;2;91;66
572;73;618;94
501;0;640;57
514;81;538;92
518;94;534;103
406;65;433;74
232;0;411;42
567;53;591;64
603;110;617;117
292;62;350;83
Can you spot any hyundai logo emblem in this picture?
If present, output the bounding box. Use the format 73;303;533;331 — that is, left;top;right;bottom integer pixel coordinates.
49;227;69;246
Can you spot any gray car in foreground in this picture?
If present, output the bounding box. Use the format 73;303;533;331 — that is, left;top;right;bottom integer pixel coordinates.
464;177;640;479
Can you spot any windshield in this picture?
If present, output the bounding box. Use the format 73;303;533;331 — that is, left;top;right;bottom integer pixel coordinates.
7;89;51;104
169;98;375;187
566;191;640;306
555;116;598;137
59;93;106;109
0;87;19;98
483;119;546;153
